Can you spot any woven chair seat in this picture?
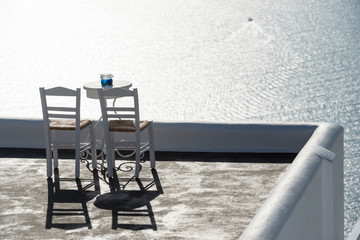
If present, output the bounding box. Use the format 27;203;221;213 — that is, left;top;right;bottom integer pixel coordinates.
49;119;92;130
109;120;150;132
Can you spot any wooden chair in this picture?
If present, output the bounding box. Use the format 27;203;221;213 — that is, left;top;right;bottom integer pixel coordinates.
97;87;155;178
40;87;97;178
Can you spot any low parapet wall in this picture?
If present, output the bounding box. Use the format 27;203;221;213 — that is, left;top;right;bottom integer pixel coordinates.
0;118;316;152
153;121;317;153
239;123;344;240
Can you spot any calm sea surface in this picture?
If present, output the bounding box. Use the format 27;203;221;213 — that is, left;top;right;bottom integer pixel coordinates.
1;0;360;234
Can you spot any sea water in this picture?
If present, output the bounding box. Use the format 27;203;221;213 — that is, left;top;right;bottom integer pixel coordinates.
1;0;360;234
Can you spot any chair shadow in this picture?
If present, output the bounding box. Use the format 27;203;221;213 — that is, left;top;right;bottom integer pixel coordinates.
45;168;100;229
94;169;163;230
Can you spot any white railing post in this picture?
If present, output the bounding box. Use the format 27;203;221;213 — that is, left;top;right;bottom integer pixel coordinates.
314;145;336;240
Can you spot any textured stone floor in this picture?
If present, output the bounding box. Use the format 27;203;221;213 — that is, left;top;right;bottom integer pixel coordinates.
0;149;294;240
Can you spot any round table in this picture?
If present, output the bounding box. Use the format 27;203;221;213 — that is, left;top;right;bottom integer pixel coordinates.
83;80;132;99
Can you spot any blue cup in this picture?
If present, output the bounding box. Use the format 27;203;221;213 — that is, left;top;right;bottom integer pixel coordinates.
100;73;113;86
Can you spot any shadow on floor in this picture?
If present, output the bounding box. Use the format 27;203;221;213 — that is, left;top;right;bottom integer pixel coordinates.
0;148;296;164
46;169;100;229
94;168;163;230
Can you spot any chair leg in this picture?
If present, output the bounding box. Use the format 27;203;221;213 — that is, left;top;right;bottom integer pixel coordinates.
110;133;115;168
135;132;141;178
46;145;52;178
75;135;81;179
148;123;156;169
107;133;115;178
106;146;114;178
135;148;141;178
53;148;59;169
45;130;53;178
89;123;97;170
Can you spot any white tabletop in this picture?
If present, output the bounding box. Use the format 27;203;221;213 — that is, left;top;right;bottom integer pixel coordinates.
83;80;132;90
83;80;132;99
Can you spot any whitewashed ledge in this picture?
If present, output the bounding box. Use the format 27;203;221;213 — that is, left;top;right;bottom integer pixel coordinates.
0;119;344;239
0;118;317;152
238;122;344;240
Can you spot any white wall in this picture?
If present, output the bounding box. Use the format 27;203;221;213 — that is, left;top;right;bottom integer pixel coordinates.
239;123;344;240
0;119;317;152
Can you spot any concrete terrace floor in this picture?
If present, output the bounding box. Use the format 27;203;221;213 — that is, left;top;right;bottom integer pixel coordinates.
0;149;295;240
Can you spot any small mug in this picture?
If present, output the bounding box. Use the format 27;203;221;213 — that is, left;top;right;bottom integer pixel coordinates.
100;73;113;86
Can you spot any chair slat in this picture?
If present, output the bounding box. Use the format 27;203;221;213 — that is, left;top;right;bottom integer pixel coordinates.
47;107;77;112
106;107;135;112
48;114;77;118
45;87;78;96
107;114;136;119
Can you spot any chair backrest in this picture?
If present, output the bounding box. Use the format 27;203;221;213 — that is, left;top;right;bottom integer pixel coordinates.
97;88;140;133
39;87;81;131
